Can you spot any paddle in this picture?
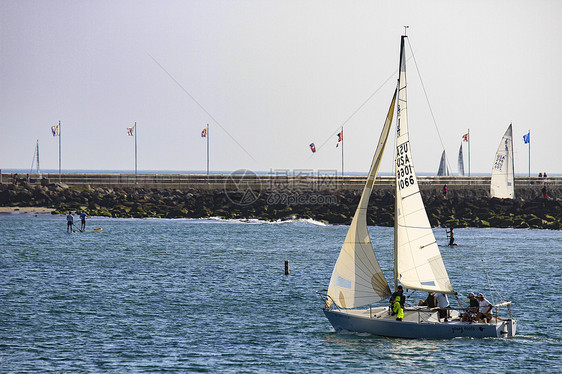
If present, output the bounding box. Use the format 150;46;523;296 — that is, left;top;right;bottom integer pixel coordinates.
72;223;83;232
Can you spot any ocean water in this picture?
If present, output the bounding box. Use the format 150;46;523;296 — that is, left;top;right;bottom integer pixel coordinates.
0;214;560;373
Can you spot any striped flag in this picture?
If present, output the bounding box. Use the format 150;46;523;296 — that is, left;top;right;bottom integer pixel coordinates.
51;124;60;136
309;143;316;153
201;126;208;137
127;125;135;136
462;133;468;142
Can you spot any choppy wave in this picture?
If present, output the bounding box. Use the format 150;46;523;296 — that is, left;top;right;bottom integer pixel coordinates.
205;216;329;226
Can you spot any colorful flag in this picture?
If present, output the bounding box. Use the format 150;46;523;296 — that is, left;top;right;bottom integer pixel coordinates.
309;143;316;153
462;133;469;142
336;130;343;147
51;124;60;136
127;125;135;136
523;132;530;144
201;126;208;137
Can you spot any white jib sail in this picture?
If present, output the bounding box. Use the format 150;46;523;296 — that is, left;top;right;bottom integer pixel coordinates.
326;89;397;308
490;124;515;199
394;35;454;294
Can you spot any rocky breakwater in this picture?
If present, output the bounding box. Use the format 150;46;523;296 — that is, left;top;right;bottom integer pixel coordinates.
0;182;560;229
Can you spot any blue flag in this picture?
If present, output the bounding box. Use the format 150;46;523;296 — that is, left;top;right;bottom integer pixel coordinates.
523;132;530;144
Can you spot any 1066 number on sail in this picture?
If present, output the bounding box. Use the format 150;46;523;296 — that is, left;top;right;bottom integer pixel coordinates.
396;142;415;190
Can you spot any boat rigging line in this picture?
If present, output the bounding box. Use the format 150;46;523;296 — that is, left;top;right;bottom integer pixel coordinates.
305;56;413;163
406;38;452;171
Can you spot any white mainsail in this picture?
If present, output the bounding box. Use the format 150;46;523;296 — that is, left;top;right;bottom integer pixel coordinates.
437;150;449;176
326;89;397;308
490;124;515;199
458;143;465;176
394;35;454;294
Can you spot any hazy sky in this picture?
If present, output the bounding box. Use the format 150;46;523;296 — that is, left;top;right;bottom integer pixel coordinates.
1;0;561;175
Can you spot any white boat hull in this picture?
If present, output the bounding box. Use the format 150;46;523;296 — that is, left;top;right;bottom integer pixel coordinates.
324;307;516;339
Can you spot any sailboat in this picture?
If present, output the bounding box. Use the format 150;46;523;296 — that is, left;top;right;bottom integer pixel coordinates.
458;143;465;176
30;139;41;178
490;124;515;199
437;150;449;176
318;34;516;339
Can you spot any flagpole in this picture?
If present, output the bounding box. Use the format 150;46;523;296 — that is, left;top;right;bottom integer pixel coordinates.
527;129;531;178
58;120;61;183
206;124;210;183
341;126;344;179
468;129;470;180
134;122;138;184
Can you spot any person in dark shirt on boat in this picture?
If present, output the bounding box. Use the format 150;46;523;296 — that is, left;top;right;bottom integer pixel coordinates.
461;292;479;322
390;285;406;308
418;291;437;308
393;295;404;321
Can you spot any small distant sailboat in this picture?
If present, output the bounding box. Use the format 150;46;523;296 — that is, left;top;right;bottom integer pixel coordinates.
458;143;465;176
437;150;450;176
30;139;41;178
490;124;515;199
318;34;516;339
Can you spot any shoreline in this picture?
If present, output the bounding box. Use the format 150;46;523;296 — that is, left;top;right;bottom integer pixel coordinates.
1;183;561;229
0;207;55;213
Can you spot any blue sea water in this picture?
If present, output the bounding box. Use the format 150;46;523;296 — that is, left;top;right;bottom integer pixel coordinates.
0;214;560;373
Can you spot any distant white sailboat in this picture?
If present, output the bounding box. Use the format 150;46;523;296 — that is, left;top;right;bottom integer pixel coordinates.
490;124;515;199
319;34;516;339
458;143;465;176
437;150;450;176
30;139;41;178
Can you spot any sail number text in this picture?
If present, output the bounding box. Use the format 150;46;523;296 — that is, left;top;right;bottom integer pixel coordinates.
396;142;415;190
493;154;505;171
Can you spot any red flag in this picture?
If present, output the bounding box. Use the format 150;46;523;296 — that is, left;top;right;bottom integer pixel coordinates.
309;143;316;153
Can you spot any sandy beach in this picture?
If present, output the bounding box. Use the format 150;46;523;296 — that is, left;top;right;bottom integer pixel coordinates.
0;207;55;213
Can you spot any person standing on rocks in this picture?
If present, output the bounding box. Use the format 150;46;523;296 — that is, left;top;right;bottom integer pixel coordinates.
66;212;74;233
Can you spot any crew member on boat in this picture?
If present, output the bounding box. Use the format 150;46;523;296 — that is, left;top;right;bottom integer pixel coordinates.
393;295;404;321
418;292;437;308
437;293;449;322
461;292;479;322
477;293;493;323
390;285;406;308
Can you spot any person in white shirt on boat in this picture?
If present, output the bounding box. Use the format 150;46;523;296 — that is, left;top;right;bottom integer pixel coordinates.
436;293;449;322
477;293;493;323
